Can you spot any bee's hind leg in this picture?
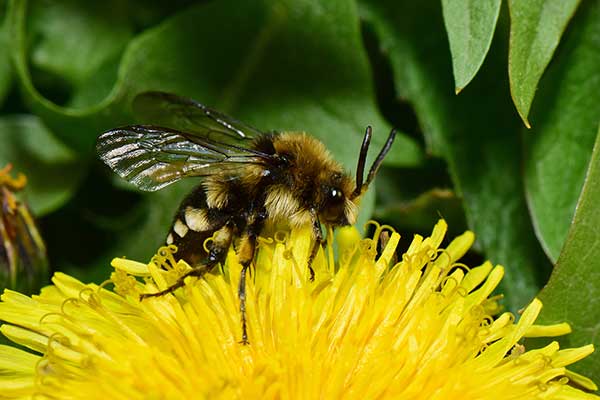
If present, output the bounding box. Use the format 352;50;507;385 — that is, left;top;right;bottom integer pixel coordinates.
139;265;211;299
238;263;250;345
140;224;234;300
237;210;267;345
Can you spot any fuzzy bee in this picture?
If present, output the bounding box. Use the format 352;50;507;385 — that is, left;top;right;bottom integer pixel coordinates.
97;92;396;343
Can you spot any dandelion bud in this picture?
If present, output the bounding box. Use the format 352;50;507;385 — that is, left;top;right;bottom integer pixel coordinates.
0;164;48;293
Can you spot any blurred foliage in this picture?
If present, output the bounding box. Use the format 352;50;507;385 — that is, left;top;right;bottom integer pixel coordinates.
0;0;598;381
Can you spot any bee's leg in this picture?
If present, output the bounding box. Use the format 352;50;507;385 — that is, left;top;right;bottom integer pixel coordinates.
238;263;250;345
237;210;266;345
139;264;211;299
307;210;323;282
140;224;233;300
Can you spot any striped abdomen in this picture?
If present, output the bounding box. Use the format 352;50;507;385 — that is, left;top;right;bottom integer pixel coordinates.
165;186;241;267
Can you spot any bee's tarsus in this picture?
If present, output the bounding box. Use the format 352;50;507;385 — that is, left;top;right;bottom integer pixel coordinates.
140;281;184;300
307;211;322;282
308;266;315;282
239;263;250;345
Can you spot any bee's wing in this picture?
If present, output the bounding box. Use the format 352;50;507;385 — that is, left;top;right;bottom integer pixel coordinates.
132;91;264;144
97;125;271;191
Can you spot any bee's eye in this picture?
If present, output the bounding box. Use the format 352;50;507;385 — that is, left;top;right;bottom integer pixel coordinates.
329;187;342;201
321;186;346;224
279;153;292;165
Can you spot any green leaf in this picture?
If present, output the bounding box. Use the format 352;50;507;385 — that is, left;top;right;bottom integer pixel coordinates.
508;0;581;128
441;0;501;93
0;115;83;215
538;126;600;381
27;0;133;91
524;1;600;262
9;0;422;165
7;0;132;152
361;0;552;310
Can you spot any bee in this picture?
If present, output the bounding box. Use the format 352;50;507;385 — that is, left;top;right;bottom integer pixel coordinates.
97;92;396;343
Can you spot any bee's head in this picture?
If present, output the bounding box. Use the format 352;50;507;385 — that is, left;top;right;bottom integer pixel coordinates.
319;127;395;226
318;172;357;226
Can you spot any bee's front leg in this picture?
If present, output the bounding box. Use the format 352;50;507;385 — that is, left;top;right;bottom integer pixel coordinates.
307;209;323;282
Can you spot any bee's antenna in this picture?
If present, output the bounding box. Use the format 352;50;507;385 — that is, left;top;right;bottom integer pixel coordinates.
352;127;396;199
365;128;396;187
352;126;372;198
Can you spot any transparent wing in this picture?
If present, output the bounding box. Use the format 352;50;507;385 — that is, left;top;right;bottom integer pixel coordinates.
132;91;265;144
97;125;270;191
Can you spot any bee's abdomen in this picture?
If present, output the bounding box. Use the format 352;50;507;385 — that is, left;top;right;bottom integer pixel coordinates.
166;186;231;267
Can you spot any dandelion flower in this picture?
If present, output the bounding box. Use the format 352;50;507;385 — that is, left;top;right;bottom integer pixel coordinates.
0;220;597;399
